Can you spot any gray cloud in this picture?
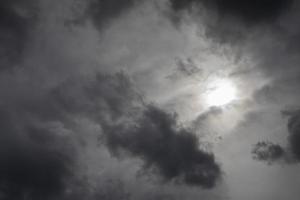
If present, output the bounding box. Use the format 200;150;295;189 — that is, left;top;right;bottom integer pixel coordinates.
169;0;293;24
285;109;300;160
252;109;300;165
167;57;202;81
0;0;38;69
104;105;221;188
251;141;285;164
86;0;136;29
0;61;222;198
0;108;74;200
0;69;139;199
5;0;296;198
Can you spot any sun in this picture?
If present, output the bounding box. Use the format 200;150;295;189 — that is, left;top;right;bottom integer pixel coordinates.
205;79;237;107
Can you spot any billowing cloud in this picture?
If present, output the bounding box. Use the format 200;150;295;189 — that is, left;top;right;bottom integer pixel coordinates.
104;105;221;188
0;108;74;199
0;69;139;199
251;141;285;164
7;0;300;199
0;60;221;198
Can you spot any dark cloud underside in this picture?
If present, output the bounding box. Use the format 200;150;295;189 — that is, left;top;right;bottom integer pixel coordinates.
53;72;222;188
6;0;300;198
214;0;293;23
104;105;221;188
0;0;37;69
87;0;135;28
0;72;138;199
170;0;293;24
0;109;72;200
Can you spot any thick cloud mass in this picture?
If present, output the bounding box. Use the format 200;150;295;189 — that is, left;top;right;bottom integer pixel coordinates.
53;72;222;188
0;109;73;200
170;0;293;24
0;70;140;199
104;106;221;188
214;0;292;24
0;56;221;198
170;0;197;11
6;0;299;198
0;146;70;199
252;141;285;164
87;0;135;28
0;0;37;69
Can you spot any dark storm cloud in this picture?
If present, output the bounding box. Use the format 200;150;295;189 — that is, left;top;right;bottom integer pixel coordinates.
53;72;222;188
0;66;198;199
0;0;226;198
86;0;135;29
0;72;137;199
104;105;221;188
169;0;293;24
0;109;73;200
168;0;295;46
0;145;71;200
0;1;90;197
252;141;285;164
0;0;37;69
214;0;293;24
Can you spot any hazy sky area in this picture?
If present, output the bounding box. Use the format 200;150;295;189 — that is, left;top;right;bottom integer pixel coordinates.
1;0;300;200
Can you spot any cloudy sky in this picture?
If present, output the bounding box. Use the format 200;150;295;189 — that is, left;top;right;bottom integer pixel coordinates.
1;0;300;199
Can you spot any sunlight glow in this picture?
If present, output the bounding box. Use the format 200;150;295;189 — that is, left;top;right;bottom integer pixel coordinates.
205;79;237;107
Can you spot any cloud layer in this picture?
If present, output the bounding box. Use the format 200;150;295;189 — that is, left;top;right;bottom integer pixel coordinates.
170;0;293;24
104;105;221;188
3;0;300;199
0;0;37;69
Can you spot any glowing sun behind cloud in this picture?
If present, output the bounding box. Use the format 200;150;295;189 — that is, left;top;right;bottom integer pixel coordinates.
205;79;237;107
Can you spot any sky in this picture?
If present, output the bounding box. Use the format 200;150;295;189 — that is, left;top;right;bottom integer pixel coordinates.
1;0;300;199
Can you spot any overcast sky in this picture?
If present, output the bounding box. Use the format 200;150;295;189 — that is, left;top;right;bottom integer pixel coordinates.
1;0;300;200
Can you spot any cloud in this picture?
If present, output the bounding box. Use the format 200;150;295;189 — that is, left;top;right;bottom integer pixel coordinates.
0;69;142;199
169;0;293;24
61;178;132;200
285;109;300;160
51;71;141;122
252;109;300;165
0;0;229;199
0;108;74;200
251;141;285;164
0;60;222;197
53;71;223;189
167;0;295;48
167;57;202;81
0;0;37;69
86;0;136;29
104;105;221;188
